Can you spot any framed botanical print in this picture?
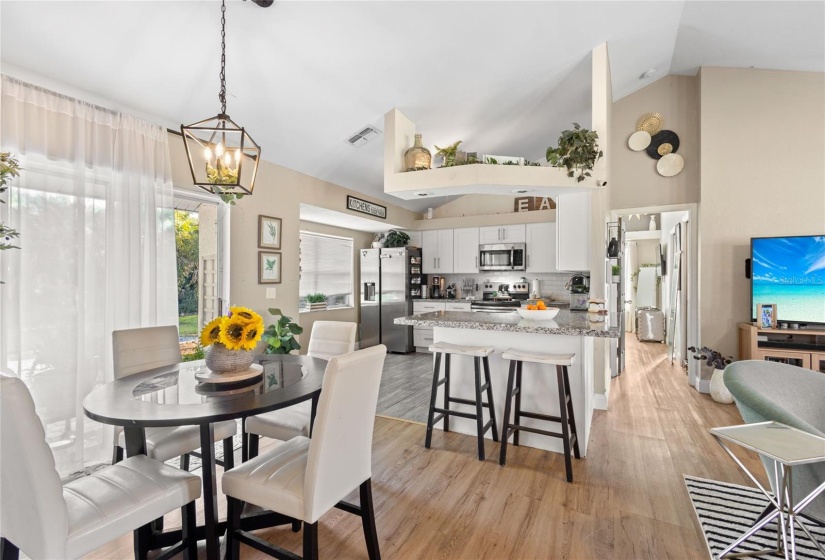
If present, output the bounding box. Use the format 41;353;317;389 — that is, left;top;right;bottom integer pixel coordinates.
259;251;281;284
258;215;282;249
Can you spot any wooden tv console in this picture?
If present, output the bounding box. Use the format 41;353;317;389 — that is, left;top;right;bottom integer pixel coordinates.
738;322;825;373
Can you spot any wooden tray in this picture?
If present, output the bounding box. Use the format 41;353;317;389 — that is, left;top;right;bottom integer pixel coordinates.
195;363;264;384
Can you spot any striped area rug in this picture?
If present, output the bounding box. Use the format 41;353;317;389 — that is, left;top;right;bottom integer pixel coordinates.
685;475;825;559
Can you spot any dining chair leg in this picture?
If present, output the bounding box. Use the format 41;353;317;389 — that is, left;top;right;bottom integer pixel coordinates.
133;523;151;560
248;433;259;459
292;520;302;533
199;423;221;560
112;444;123;465
303;522;319;560
222;437;235;470
224;497;243;560
182;501;198;560
241;419;248;462
181;453;190;471
360;478;381;560
0;538;19;560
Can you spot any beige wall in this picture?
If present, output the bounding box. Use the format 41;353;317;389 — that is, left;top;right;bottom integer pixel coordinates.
699;67;825;357
611;75;700;210
430;194;552;219
168;132;411;351
297;220;373;354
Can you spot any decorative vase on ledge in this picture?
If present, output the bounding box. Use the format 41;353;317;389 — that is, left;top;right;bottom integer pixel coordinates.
205;343;255;374
404;133;431;171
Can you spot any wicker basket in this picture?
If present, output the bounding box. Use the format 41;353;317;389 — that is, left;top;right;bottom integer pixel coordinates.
205;343;255;374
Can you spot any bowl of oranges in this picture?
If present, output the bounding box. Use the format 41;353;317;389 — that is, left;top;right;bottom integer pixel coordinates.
516;300;560;320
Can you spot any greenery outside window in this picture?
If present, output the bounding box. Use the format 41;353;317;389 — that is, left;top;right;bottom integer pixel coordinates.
299;231;354;311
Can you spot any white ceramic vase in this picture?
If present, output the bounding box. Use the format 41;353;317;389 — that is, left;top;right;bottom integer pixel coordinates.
205;343;255;374
710;368;734;404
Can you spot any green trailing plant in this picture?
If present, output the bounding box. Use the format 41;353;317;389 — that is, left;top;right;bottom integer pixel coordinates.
384;230;410;248
434;140;462;167
1;152;21;252
611;265;621;276
546;123;603;183
305;293;327;304
263;308;303;354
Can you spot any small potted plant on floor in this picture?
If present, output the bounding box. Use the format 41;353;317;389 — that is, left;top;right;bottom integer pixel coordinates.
688;346;733;404
306;293;327;311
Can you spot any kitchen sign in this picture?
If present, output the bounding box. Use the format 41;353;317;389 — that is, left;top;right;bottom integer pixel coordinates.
514;196;556;212
347;195;386;219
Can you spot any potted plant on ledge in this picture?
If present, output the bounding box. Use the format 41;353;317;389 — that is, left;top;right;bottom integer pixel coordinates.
611;265;621;283
306;293;327;311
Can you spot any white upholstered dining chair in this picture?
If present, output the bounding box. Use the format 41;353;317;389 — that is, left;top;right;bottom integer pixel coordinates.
243;321;357;459
0;374;201;560
112;326;238;469
222;344;387;560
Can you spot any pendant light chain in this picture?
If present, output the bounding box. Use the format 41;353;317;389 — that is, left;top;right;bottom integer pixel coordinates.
219;0;227;115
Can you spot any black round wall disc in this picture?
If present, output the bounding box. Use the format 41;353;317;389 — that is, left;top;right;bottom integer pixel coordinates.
646;130;680;160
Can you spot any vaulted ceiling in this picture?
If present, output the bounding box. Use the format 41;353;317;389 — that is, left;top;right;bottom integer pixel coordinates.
2;1;823;212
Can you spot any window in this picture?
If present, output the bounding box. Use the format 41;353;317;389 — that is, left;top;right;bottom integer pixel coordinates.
299;231;354;310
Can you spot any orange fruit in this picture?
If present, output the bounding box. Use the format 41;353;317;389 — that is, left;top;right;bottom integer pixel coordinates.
536;301;547;310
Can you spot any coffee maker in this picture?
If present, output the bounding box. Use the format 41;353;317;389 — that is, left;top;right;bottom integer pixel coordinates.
566;274;590;311
430;276;442;299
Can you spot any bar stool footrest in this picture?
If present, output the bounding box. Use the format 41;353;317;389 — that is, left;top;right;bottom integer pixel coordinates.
433;407;477;421
448;397;492;409
520;410;562;423
509;425;564;438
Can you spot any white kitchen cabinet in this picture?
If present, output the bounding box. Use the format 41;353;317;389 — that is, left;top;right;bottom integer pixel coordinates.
422;229;454;274
412;301;446;351
479;224;525;244
446;302;472;312
453;227;479;273
556;192;591;272
413;301;446;313
526;222;557;273
413;328;435;349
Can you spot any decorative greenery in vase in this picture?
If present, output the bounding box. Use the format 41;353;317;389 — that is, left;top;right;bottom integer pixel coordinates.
201;306;265;351
1;152;21;253
688;346;732;370
611;265;621;278
383;230;410;248
264;308;303;354
546;123;604;183
434;140;463;167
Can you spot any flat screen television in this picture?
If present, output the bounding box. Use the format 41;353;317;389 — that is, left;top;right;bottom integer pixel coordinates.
751;235;825;326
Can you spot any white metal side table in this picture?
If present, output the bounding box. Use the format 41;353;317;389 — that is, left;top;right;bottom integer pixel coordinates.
710;421;825;560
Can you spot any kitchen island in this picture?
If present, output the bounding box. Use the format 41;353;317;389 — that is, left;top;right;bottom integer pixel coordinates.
395;310;620;457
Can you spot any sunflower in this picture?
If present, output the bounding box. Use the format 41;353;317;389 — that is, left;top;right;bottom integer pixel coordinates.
229;306;261;324
241;319;265;350
200;317;224;347
219;316;248;350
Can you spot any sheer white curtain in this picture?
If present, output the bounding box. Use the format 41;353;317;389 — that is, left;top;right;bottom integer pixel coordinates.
0;76;177;477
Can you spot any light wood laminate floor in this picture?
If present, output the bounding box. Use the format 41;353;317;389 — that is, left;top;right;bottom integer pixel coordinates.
82;338;765;560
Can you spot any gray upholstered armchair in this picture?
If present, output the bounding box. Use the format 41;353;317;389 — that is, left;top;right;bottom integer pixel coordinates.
724;360;825;525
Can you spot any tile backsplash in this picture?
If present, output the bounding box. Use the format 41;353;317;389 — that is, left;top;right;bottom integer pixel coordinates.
435;272;578;301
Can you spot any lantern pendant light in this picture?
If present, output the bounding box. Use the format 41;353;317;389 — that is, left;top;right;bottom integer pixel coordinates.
181;0;264;200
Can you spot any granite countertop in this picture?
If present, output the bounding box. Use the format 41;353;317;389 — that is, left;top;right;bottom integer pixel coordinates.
395;310;620;338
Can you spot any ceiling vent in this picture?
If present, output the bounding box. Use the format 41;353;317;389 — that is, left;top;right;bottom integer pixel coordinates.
346;125;382;147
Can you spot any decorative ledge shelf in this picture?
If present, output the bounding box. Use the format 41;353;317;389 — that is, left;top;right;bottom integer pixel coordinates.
383;108;601;201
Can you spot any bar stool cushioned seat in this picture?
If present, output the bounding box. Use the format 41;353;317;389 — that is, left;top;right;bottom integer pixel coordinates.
724;360;825;524
0;374;201;560
499;348;580;482
425;342;498;461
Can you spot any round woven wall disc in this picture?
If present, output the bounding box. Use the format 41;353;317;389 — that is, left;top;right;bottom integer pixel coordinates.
657;153;684;177
628;131;651;151
636;112;664;135
657;143;673;156
646;130;680;160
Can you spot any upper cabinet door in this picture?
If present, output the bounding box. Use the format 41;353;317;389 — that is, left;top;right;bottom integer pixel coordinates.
556;192;591;272
437;229;454;273
501;224;526;243
479;226;502;244
453;227;479;273
526;222;557;273
422;230;439;274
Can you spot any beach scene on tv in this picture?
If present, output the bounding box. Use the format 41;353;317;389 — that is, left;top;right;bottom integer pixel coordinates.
752;235;825;325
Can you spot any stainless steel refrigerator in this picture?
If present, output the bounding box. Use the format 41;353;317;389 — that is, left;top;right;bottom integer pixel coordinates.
360;247;420;353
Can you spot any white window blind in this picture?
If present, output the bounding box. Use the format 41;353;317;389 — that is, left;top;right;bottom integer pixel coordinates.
299;232;353;300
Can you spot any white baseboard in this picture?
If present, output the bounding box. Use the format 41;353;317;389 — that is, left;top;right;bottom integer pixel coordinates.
592;392;609;410
694;378;710;394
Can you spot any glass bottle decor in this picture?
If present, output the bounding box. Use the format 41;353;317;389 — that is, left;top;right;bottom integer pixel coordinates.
607;237;619;258
404;134;431;171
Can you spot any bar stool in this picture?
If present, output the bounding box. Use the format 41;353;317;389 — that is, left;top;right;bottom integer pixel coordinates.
425;341;499;460
499;349;581;482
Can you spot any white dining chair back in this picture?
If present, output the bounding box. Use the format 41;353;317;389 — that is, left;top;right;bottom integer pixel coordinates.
304;344;386;522
306;321;357;361
112;325;181;379
0;374;69;559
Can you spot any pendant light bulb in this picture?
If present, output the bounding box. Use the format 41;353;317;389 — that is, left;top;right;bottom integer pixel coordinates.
204;147;212;160
234;149;241;163
223;152;232;166
216;142;224;157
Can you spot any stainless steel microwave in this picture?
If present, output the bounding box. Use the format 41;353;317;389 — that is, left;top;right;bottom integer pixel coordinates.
479;243;526;271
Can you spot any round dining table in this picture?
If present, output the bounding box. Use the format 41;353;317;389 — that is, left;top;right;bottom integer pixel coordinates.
83;354;327;560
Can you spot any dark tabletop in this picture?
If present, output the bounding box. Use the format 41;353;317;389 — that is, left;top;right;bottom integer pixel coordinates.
83;354;327;428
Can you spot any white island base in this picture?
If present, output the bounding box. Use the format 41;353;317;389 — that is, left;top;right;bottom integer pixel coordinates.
430;326;594;457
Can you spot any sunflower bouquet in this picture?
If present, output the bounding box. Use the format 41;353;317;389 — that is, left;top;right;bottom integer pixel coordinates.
201;306;265;351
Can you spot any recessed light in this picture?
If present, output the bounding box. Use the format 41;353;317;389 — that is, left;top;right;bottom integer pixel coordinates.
512;189;531;194
640;68;657;80
415;192;429;197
